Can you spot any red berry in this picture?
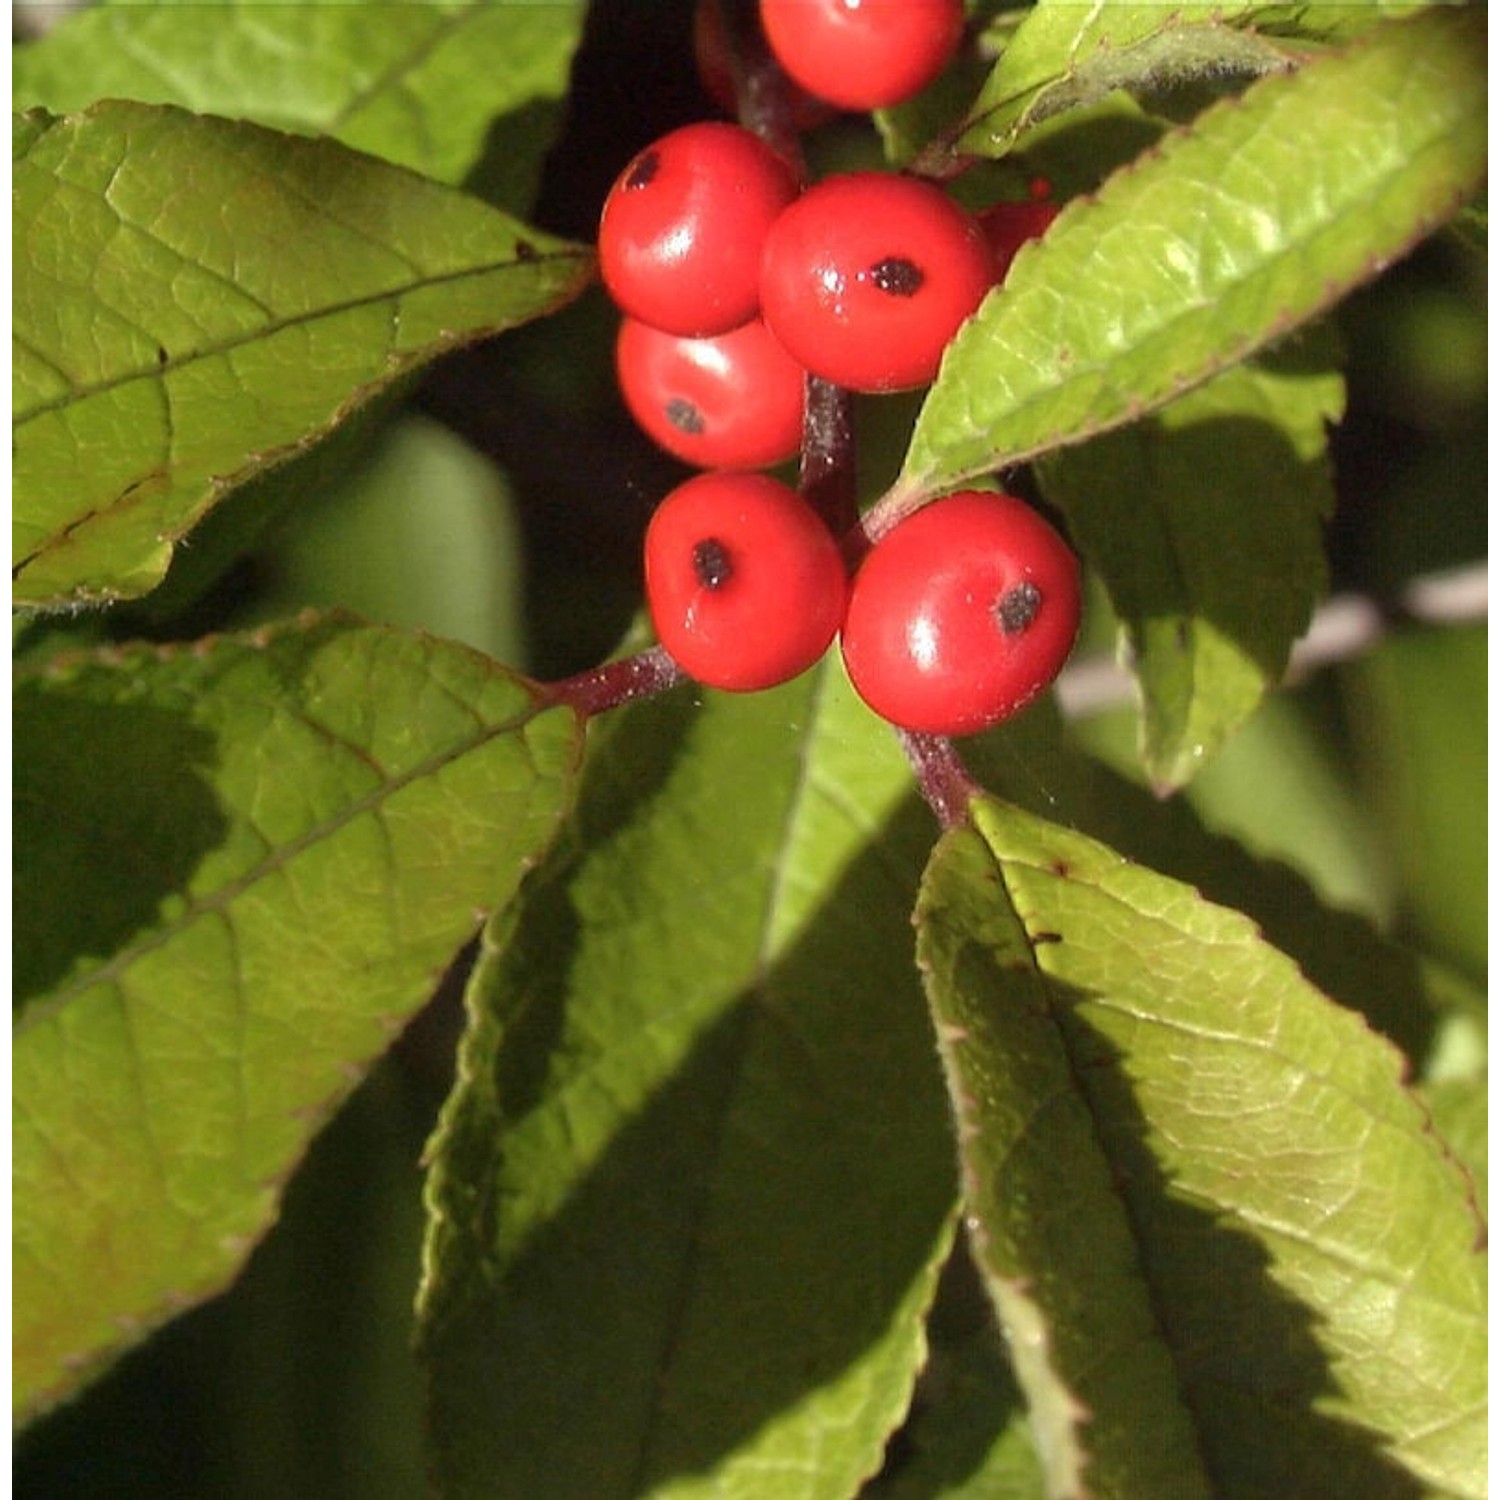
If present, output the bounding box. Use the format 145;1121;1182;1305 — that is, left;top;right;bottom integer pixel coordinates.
598;122;798;338
840;491;1081;735
759;172;995;393
978;185;1062;282
759;0;964;111
616;315;805;470
692;0;832;129
645;472;847;691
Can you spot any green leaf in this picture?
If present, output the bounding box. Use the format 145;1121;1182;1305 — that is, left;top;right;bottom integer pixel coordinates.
956;1;1302;161
970;698;1472;1092
12;102;593;611
1342;625;1488;983
418;660;959;1499
1174;686;1393;923
244;411;529;664
12;0;584;196
916;799;1487;1499
102;386;412;632
865;1251;1045;1499
1073;683;1397;923
13;615;582;1424
900;7;1485;498
1419;1073;1487;1223
916;827;1210;1500
1038;341;1344;790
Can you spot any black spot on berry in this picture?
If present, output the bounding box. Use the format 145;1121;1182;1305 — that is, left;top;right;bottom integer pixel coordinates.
626;150;660;190
693;538;732;589
665;398;705;435
995;581;1042;635
870;257;925;297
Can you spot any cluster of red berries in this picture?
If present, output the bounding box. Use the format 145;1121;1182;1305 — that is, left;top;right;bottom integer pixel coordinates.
596;0;1078;739
644;477;1081;738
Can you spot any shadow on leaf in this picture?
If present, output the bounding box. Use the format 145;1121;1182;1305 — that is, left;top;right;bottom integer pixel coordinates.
14;681;228;1012
1051;974;1429;1499
418;691;960;1499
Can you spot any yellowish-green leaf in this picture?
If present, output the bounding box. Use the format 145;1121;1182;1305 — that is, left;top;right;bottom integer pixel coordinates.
13;615;582;1424
956;0;1427;166
418;659;960;1499
958;1;1300;161
1038;341;1344;790
916;799;1487;1498
12;103;593;610
901;8;1485;497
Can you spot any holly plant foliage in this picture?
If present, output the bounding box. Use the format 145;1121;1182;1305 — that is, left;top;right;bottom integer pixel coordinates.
11;4;1487;1499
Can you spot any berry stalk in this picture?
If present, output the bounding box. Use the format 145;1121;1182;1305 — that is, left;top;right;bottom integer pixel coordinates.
711;0;808;176
799;374;859;548
544;644;686;719
896;729;982;829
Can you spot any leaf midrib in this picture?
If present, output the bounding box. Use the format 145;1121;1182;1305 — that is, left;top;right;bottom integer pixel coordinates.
949;829;1219;1493
994;847;1485;1323
320;2;475;140
14;682;563;1037
630;663;917;1491
13;245;586;427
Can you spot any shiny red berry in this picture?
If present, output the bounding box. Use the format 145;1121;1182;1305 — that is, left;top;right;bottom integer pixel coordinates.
759;0;964;111
840;491;1081;735
759;172;995;393
645;472;847;691
692;0;832;130
598;122;799;338
616;315;805;470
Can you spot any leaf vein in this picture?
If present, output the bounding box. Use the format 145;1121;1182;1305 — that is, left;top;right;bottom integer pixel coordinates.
15;696;551;1036
14;248;585;428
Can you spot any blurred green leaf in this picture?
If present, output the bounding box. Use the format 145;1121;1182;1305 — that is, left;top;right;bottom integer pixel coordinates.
900;8;1485;497
1039;342;1343;789
418;660;960;1499
1342;625;1488;982
1175;688;1393;923
13;615;582;1423
248;411;528;665
213;1061;437;1500
12;0;584;198
12;102;593;610
1412;959;1488;1087
12;1057;436;1499
102;387;412;634
916;798;1486;1498
1071;686;1395;925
